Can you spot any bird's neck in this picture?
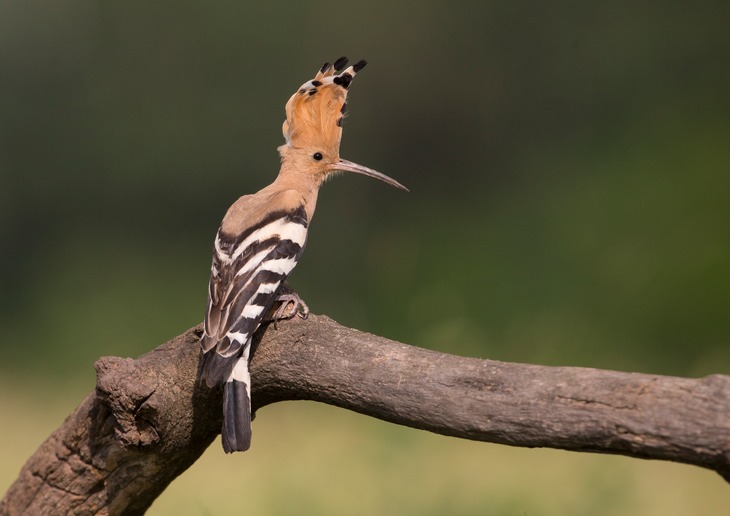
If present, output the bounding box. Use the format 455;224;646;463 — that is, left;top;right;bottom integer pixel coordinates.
271;165;324;222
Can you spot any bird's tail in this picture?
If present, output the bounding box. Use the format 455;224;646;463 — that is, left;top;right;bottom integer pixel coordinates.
222;356;252;453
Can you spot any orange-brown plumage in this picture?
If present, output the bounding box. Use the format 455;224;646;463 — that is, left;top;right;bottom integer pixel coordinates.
280;58;366;161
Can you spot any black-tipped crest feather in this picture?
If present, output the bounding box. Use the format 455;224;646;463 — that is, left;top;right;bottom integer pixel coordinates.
334;56;349;71
281;57;369;154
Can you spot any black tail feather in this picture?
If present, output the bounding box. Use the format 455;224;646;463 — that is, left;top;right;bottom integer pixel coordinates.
200;351;233;388
222;380;252;453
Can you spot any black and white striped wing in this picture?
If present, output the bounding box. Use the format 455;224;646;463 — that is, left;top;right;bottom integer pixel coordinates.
200;206;308;386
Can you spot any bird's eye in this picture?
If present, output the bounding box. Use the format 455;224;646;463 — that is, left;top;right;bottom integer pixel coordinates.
313;152;323;161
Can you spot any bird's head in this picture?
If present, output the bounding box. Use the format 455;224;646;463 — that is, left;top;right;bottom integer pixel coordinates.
277;57;407;191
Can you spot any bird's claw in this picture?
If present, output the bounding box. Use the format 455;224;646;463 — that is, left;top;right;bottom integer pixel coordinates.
271;293;309;328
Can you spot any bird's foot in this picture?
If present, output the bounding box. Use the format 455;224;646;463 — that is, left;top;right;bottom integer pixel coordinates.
271;292;309;326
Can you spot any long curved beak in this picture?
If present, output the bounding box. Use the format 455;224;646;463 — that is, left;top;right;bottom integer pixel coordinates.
330;159;409;191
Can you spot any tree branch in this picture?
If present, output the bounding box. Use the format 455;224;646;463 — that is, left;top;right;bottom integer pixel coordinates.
2;314;729;515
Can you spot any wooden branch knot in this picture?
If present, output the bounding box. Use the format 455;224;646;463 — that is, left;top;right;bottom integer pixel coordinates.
95;356;160;449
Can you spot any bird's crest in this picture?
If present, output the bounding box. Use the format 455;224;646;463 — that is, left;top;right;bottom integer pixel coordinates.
280;57;367;157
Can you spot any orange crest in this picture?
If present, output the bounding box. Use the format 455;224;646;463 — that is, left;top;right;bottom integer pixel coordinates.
281;57;367;157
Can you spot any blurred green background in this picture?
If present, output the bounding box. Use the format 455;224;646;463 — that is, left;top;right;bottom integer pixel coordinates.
1;1;728;513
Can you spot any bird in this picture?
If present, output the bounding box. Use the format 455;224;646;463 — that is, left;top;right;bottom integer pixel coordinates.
199;57;408;453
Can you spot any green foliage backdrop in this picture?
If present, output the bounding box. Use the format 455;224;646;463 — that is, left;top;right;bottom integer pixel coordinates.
1;1;728;513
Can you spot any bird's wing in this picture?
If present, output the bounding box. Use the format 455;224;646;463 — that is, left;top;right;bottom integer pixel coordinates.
200;202;308;386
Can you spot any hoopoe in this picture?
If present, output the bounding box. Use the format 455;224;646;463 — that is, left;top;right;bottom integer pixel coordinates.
199;57;408;452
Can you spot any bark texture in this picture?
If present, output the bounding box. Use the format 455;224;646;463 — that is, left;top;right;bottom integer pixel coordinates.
2;314;729;515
